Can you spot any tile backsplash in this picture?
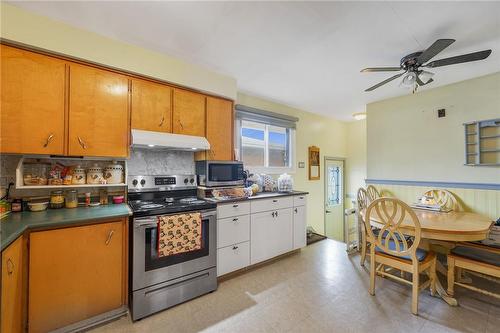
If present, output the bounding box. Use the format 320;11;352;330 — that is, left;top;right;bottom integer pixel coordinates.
128;148;195;176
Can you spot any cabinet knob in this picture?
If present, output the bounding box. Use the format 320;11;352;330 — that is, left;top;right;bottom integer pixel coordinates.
77;136;88;149
43;133;54;148
6;258;14;275
233;204;239;208
232;245;239;250
105;230;115;245
159;116;165;127
272;199;278;203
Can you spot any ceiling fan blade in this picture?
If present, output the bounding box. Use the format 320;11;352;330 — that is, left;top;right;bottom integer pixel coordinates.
365;72;406;92
416;75;434;86
417;39;456;64
360;67;401;73
425;49;492;68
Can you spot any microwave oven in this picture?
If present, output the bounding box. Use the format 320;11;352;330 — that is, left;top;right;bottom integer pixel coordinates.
195;160;245;187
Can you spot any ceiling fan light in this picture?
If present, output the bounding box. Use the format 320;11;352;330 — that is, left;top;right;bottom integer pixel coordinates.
419;71;435;84
401;72;416;88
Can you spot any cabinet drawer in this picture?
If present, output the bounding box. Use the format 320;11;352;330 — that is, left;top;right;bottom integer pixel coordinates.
218;215;250;249
217;201;250;219
251;196;294;213
217;241;250;276
293;195;307;207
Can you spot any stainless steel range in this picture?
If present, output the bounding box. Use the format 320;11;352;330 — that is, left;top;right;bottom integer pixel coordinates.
128;175;217;321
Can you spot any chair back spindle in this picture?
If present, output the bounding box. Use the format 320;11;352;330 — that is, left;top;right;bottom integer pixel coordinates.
422;189;458;211
366;185;381;203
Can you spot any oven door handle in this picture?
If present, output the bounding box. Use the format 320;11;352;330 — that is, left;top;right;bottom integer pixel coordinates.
135;221;158;228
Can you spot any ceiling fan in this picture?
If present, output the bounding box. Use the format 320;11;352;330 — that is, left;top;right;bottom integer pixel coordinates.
361;39;492;92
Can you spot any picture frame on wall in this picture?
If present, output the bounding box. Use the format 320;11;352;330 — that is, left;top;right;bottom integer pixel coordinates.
308;146;320;180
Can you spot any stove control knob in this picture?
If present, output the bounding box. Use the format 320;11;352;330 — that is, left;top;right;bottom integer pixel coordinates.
140;179;146;186
132;179;138;186
190;178;195;184
184;178;189;184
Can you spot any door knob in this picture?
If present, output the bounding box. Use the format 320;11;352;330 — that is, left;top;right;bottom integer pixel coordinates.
326;210;332;213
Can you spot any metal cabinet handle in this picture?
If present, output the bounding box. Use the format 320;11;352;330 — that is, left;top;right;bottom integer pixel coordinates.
294;208;298;213
272;212;276;218
299;196;304;199
6;258;14;275
159;116;165;127
105;230;115;245
326;210;332;213
272;200;278;203
233;204;239;208
233;218;239;222
179;121;184;129
232;246;239;250
276;211;279;217
43;133;54;148
77;136;88;149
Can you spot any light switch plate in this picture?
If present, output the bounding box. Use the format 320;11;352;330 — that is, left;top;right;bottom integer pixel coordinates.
298;162;305;168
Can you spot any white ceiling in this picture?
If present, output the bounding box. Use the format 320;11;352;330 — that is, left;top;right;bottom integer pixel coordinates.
9;1;500;121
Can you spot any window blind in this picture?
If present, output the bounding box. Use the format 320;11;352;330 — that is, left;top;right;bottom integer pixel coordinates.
235;104;298;129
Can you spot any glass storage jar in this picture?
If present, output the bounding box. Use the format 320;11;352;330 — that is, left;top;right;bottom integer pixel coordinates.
49;190;65;209
65;190;78;209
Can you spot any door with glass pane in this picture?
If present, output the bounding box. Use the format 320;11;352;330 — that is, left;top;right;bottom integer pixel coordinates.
324;158;344;241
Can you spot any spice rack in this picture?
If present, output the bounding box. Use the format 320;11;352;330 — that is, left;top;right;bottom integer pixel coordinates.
15;157;128;189
464;118;500;166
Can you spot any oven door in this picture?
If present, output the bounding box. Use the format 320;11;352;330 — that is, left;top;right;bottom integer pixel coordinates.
206;161;244;187
132;209;216;291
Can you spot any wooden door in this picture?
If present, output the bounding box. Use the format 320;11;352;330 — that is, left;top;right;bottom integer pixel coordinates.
250;208;293;264
1;236;24;333
204;97;233;160
131;79;172;132
68;64;129;157
172;89;205;136
29;221;125;333
0;45;66;154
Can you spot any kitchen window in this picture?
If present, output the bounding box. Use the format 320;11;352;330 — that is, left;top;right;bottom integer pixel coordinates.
235;105;297;174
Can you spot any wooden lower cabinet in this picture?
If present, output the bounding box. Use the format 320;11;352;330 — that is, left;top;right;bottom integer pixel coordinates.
28;220;127;333
1;236;25;333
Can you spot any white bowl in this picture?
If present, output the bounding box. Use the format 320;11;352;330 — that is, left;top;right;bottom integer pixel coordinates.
28;202;49;212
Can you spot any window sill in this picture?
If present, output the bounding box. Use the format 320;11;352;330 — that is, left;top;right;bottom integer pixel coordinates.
246;166;296;175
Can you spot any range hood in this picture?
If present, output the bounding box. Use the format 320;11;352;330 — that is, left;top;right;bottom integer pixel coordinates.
131;129;210;151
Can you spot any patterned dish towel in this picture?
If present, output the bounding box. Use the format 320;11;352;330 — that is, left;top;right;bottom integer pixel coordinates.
158;212;202;257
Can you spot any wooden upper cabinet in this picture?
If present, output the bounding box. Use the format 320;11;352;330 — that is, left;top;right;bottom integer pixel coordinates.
29;220;125;333
205;97;234;160
1;236;25;333
172;89;205;136
0;45;66;155
131;79;172;133
68;64;129;157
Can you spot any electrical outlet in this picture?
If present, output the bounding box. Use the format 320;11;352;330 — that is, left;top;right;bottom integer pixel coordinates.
438;109;446;118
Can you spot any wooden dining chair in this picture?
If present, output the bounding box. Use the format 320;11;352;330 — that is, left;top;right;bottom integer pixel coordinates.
366;185;380;203
365;197;437;315
357;188;369;266
422;189;459;211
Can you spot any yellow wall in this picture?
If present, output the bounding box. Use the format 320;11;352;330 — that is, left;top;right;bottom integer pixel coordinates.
237;93;348;234
367;72;500;183
0;3;237;99
370;184;499;221
346;119;366;200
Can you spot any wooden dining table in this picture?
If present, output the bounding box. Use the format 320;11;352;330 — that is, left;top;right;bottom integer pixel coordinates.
361;208;493;306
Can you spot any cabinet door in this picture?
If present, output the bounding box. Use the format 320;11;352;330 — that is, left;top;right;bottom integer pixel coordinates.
293;205;307;249
131;79;172;133
250;208;293;265
0;45;65;154
1;236;24;333
29;221;125;333
172;89;205;136
205;97;233;160
68;64;129;157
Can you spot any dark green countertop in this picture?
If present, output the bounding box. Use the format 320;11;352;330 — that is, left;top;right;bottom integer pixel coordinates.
1;204;132;251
